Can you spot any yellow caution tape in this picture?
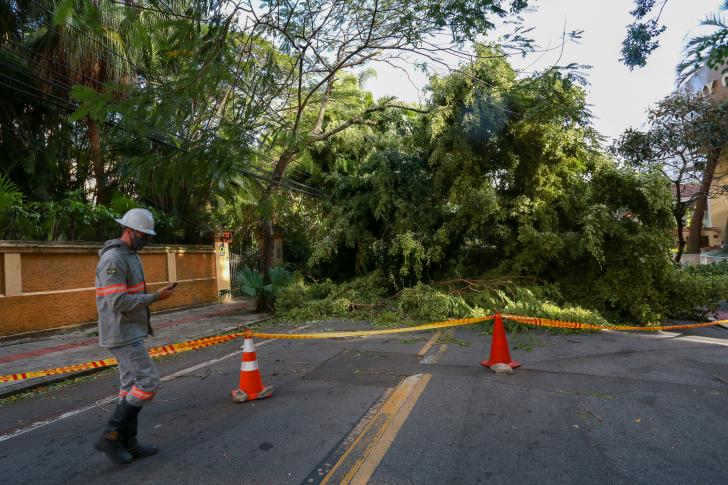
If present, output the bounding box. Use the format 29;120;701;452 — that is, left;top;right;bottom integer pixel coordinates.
2;314;726;384
247;316;495;339
0;358;120;384
504;315;728;332
0;316;492;383
0;333;245;383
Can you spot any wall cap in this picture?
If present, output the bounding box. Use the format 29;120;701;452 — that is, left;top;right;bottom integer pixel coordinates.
0;240;214;253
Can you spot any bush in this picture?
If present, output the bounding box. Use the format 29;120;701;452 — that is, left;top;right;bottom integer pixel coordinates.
666;268;728;320
222;266;293;312
0;190;181;242
681;259;728;277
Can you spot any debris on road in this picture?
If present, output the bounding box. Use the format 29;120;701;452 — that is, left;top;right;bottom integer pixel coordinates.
556;389;614;399
584;407;603;421
178;369;210;380
491;363;514;375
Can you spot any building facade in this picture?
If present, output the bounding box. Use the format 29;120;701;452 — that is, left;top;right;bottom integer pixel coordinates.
681;65;728;247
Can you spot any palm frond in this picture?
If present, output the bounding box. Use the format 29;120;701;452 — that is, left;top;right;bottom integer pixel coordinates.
0;173;23;212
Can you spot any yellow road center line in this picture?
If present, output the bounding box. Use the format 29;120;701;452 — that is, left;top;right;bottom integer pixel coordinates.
426;328;453;364
349;374;432;485
320;374;429;485
430;344;448;364
417;331;442;356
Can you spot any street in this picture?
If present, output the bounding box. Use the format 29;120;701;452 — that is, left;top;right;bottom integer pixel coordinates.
2;320;728;484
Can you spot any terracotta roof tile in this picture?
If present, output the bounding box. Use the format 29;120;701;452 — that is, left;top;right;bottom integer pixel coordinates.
671;184;701;198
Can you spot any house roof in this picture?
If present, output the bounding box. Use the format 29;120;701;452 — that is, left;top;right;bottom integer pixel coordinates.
671;184;701;198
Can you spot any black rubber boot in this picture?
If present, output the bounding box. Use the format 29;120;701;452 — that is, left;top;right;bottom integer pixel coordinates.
93;399;137;464
124;409;158;459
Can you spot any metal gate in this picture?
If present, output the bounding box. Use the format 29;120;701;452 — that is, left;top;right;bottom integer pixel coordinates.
229;252;245;289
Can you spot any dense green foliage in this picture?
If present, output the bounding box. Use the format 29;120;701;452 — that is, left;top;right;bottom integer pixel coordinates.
221;266;293;312
1;0;255;243
294;48;690;324
3;1;728;328
620;0;666;70
0;183;179;242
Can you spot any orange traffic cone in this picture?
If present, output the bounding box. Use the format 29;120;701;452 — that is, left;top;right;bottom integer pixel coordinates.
481;313;521;368
232;335;275;402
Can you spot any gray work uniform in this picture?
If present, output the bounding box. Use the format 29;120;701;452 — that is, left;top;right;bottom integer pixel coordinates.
95;239;161;406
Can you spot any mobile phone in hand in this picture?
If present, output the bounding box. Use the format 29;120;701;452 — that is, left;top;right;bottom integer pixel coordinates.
172;282;178;289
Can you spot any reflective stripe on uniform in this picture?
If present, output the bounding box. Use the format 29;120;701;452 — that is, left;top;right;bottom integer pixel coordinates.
130;385;155;400
96;284;128;296
127;282;147;294
241;361;259;372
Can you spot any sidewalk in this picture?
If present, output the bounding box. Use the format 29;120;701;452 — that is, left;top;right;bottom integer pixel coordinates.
0;299;266;398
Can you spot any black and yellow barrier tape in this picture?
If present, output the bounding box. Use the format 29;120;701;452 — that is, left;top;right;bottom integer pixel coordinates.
2;314;726;383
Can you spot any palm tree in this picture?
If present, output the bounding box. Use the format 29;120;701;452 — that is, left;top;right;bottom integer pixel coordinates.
677;1;728;84
21;0;168;205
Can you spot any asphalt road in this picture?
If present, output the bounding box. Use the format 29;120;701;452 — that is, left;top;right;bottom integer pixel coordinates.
2;320;728;485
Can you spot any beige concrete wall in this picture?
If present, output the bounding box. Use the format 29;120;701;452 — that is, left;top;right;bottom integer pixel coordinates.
0;241;226;337
215;242;231;302
686;65;728;101
176;252;216;280
255;234;284;264
673;228;723;248
21;253;99;293
686;65;728;244
685;66;728;242
709;158;728;240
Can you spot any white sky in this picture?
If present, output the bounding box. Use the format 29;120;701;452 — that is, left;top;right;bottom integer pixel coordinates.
362;0;723;144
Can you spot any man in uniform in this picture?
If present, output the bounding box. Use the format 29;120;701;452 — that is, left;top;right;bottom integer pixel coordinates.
93;208;177;464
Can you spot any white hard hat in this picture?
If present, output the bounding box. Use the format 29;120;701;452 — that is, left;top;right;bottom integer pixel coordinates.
116;208;156;235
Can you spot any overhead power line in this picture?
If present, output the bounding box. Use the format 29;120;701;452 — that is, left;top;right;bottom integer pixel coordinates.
26;0;158;83
4;2;327;198
1;74;326;197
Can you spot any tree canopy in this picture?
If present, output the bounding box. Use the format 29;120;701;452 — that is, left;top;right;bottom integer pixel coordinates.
3;0;728;325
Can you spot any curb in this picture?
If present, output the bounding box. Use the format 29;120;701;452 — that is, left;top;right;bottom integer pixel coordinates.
0;316;273;400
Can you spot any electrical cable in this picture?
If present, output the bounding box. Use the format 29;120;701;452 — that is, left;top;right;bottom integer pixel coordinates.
0;79;77;111
2;58;325;198
5;3;327;198
0;124;204;232
41;92;324;197
1;124;67;161
2;41;130;98
231;167;323;198
14;9;135;86
0;58;75;94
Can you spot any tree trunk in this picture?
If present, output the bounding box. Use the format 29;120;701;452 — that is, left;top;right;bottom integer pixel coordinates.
310;79;334;135
262;218;275;272
261;149;296;273
674;185;689;262
674;203;687;262
686;150;721;254
84;116;109;206
675;222;686;263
